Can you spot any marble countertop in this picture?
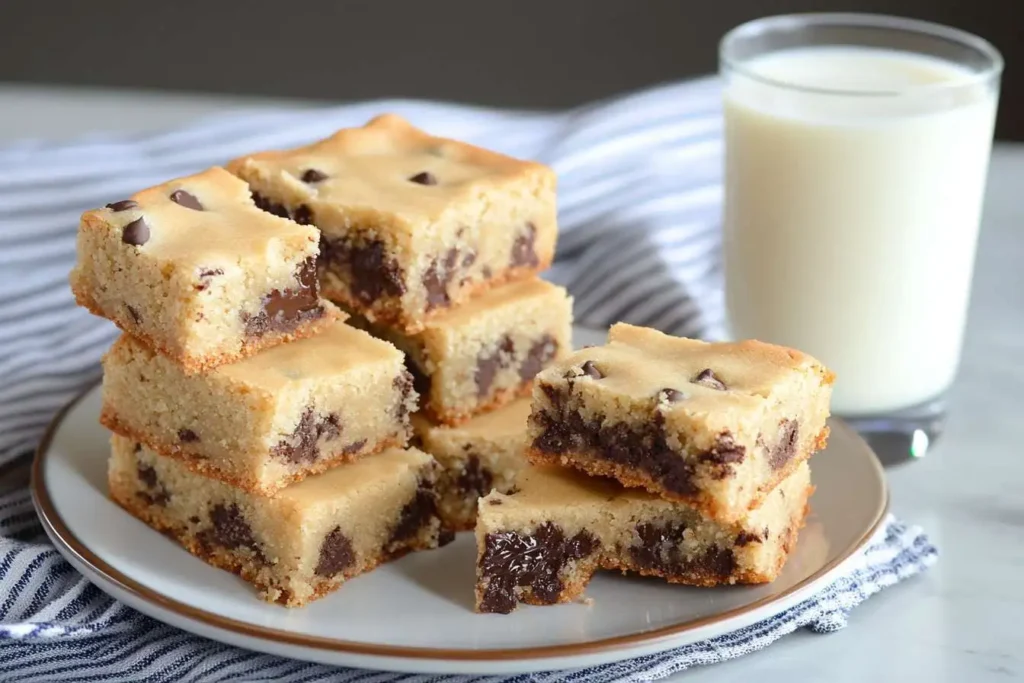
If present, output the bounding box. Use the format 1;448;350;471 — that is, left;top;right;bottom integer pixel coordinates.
3;84;1021;681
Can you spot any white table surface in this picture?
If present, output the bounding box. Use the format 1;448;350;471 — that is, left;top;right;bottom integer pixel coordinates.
3;84;1022;682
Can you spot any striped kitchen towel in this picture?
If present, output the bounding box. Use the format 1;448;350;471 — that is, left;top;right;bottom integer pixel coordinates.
0;78;936;681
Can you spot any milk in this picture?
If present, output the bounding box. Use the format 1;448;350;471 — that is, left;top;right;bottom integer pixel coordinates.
723;47;998;415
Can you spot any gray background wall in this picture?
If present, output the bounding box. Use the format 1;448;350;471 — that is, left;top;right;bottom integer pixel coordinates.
1;1;1018;139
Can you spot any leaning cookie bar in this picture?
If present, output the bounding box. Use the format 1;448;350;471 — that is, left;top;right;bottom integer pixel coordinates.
70;167;342;373
109;436;447;607
475;462;811;614
527;323;833;522
226;114;557;333
101;322;417;495
412;398;531;530
353;278;572;425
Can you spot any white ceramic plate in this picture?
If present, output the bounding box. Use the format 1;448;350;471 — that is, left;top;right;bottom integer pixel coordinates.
32;328;887;675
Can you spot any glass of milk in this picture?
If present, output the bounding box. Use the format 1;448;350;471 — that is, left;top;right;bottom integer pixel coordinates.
720;14;1002;461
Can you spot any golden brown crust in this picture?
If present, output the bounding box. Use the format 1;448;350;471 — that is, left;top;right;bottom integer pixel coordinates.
73;284;344;375
322;260;552;336
109;486;434;608
101;409;409;497
525;426;828;523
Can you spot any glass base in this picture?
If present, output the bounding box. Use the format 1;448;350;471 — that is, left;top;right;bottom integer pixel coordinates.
839;396;946;467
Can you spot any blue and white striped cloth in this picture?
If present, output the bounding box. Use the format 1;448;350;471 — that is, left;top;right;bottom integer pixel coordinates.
0;79;936;681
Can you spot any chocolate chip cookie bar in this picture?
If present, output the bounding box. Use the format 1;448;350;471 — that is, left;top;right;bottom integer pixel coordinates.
110;435;448;607
475;462;812;614
226;114;557;333
352;278;572;425
412;398;531;531
70;167;341;373
101;322;417;495
527;323;833;522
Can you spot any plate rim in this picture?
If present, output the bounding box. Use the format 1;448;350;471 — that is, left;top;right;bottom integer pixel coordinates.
32;381;889;664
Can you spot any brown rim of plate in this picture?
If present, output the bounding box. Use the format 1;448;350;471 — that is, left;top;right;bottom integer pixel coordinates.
31;381;889;663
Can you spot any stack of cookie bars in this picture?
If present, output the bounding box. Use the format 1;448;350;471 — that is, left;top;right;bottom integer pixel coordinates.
228;114;573;533
473;324;835;613
70;115;572;606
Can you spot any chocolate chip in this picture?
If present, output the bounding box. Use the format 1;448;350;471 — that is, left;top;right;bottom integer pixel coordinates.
137;464;158;489
476;335;515;398
461;250;477;268
122;217;150;246
125;304;142;325
272;408;344;464
106;200;138;212
315;526;355;577
510;223;539;268
387;483;439;549
457;455;493;497
693;368;726;391
133;443;142;453
581;361;603;379
478;522;598;614
189;516;201;524
630;521;736;579
178;429;200;443
658;388;687;403
330;239;406;304
243;257;323;337
734;531;762;547
200;503;265;561
488;499;503;506
301;169;328;183
292;204;314;225
768;420;799;469
532;387;699;496
169;189;204;211
409;171;437;185
252;191;290;219
519;335;558;381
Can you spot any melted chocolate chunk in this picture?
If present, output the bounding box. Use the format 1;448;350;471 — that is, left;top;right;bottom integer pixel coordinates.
292;204;314;225
734;530;764;547
200;503;265;561
510;222;539;268
106;199;138;212
122;217;150;246
699;432;745;466
409;171;437;185
177;429;200;443
475;335;515;398
125;305;142;325
189;516;201;524
169;189;203;211
404;359;431;403
532;387;698;495
271;408;343;464
330;239;405;304
581;361;603;379
251;191;290;218
137;464;159;489
387;483;439;548
243;257;323;337
658;388;687;403
456;455;493;497
342;438;367;455
196;267;224;291
392;368;415;422
693;368;726;391
315;526;355;577
631;521;736;579
478;522;598;614
422;248;460;310
519;335;557;381
769;420;799;470
301;169;328;183
438;528;456;547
